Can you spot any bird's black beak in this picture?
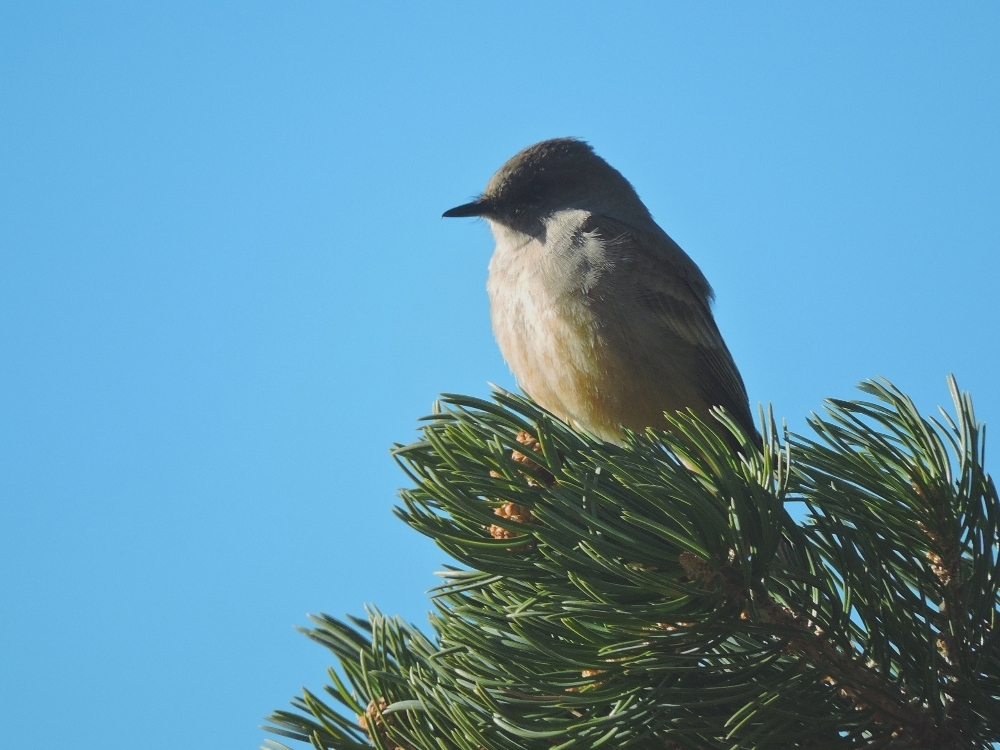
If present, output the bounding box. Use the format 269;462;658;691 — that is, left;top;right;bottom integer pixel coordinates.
442;197;491;218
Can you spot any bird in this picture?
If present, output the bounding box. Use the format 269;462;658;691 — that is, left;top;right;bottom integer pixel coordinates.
442;137;754;445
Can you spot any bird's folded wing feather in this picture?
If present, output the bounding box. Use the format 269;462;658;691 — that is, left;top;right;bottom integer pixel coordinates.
584;214;755;434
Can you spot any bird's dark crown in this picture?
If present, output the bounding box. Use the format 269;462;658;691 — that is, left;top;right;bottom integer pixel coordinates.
444;138;651;232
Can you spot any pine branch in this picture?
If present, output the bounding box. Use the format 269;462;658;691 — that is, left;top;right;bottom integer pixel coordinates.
264;378;1000;750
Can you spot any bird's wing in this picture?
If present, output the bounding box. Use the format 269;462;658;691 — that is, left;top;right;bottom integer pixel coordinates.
583;214;756;435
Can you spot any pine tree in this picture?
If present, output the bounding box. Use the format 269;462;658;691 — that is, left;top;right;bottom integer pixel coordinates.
263;377;1000;749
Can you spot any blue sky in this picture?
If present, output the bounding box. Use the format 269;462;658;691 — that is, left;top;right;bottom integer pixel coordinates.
1;3;998;748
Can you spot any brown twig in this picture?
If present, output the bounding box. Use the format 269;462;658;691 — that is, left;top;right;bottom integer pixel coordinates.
678;551;954;748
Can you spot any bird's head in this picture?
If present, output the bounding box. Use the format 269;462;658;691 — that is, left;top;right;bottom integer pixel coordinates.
443;138;652;235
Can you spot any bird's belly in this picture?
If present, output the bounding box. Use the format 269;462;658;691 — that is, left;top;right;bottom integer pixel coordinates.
489;267;667;442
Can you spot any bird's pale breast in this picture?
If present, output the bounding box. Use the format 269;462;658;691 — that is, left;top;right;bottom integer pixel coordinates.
486;212;703;442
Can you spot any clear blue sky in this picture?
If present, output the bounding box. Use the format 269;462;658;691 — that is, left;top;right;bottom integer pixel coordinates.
1;3;998;748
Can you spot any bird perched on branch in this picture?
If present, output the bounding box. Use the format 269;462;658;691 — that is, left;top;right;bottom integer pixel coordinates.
443;137;754;445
